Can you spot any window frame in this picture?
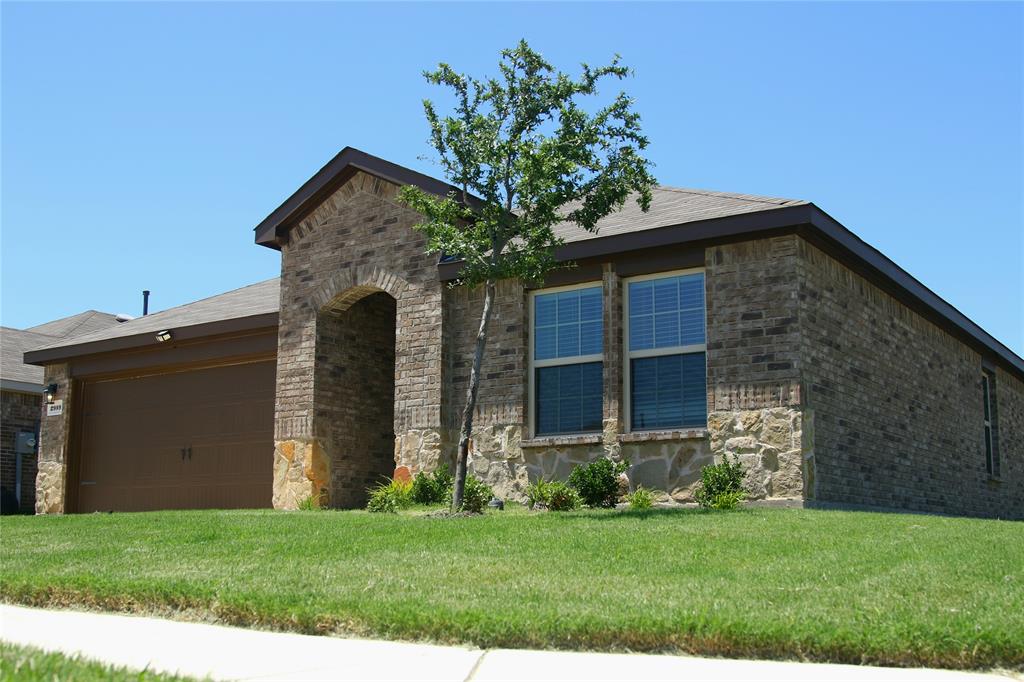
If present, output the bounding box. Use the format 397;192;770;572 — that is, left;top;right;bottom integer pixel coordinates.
528;281;605;439
622;267;708;434
982;370;999;478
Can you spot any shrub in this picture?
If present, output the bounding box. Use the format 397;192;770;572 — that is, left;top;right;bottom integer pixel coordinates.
525;479;553;508
366;478;414;513
626;486;654;510
567;458;630;508
694;454;747;510
546;482;582;512
411;468;454;506
526;479;581;511
459;475;494;514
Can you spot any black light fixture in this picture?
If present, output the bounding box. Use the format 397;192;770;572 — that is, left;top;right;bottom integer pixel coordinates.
43;383;58;404
155;330;172;343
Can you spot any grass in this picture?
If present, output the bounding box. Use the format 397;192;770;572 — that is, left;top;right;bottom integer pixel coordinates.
1;507;1022;670
0;642;198;681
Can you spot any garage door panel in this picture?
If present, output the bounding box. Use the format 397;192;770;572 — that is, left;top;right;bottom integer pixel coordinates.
76;361;274;513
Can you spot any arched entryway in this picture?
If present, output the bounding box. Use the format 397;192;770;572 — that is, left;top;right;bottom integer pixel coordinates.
315;289;397;508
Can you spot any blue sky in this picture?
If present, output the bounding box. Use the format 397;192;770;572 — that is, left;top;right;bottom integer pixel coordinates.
2;2;1021;352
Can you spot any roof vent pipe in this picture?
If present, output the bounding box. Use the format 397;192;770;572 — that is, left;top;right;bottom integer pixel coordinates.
143;290;150;316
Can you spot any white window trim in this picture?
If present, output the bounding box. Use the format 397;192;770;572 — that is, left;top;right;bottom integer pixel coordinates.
622;267;707;434
527;281;604;439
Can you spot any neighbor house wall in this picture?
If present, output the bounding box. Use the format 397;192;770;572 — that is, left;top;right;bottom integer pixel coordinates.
797;238;1023;519
1;390;41;513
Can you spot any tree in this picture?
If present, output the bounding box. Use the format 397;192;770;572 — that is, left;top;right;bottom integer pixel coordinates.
400;40;656;512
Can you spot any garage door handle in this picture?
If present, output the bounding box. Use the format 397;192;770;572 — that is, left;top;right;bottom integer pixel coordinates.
187;446;192;460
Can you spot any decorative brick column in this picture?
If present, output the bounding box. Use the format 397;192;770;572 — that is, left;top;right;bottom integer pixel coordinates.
34;364;72;514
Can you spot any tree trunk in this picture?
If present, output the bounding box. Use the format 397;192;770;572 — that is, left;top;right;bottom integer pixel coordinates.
452;279;496;511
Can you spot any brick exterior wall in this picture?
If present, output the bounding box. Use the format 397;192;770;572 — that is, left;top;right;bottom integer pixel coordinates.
1;390;41;514
797;239;1023;518
403;236;808;503
706;237;802;411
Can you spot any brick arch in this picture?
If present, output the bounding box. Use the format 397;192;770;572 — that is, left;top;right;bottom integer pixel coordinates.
311;266;410;314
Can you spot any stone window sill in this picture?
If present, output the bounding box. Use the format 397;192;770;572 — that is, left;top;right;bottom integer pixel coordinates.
618;428;708;443
521;434;603;448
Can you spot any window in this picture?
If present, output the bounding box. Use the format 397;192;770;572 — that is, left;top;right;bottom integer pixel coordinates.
625;270;706;431
982;370;999;478
531;285;603;436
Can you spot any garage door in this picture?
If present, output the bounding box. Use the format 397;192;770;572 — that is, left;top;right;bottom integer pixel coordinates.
75;360;275;512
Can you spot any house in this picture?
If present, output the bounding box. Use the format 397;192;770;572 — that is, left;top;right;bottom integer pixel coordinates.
2;311;122;513
25;148;1023;518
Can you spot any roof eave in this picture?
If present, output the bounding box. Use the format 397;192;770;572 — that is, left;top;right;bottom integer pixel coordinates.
0;379;43;394
254;147;482;250
23;312;280;366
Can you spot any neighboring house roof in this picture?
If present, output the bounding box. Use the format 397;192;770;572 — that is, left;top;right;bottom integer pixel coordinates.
26;310;121;338
23;278;280;365
2;311;122;392
1;328;65;391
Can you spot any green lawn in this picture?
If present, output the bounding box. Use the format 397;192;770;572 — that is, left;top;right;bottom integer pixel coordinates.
1;507;1021;670
0;643;198;682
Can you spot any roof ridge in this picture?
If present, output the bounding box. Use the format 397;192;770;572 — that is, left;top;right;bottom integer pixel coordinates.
656;185;804;206
59;310;103;339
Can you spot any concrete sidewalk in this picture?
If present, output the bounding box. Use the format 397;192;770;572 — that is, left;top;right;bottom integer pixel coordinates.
0;604;1014;681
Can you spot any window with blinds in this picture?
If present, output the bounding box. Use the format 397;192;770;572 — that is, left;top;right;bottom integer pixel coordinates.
625;271;707;431
531;285;603;436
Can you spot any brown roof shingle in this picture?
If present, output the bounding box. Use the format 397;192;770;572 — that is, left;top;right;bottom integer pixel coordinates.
553;186;806;244
23;278;280;363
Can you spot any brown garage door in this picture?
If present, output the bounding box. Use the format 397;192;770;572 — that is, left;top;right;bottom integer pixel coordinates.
75;360;275;512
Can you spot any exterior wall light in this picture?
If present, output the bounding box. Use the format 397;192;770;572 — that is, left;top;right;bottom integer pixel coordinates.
43;383;59;404
155;330;172;343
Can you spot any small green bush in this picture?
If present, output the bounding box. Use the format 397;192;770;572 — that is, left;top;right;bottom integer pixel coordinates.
367;478;414;513
546;482;582;511
567;457;630;508
411;468;454;506
459;475;494;514
694;454;747;510
525;479;554;508
526;479;581;511
626;486;654;510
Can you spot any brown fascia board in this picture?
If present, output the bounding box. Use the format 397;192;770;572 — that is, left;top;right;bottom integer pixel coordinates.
254;147;483;249
23;313;279;366
436;204;816;281
438;204;1024;380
